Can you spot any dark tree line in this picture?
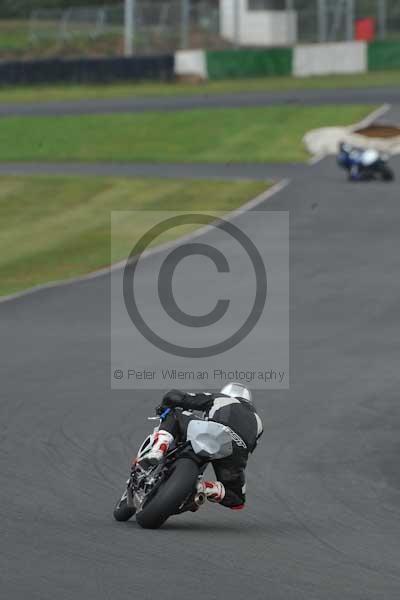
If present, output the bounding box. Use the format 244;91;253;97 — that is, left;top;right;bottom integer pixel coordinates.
0;0;122;18
1;0;399;21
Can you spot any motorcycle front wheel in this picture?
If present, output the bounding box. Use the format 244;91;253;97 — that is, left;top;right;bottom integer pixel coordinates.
113;490;136;522
136;458;200;529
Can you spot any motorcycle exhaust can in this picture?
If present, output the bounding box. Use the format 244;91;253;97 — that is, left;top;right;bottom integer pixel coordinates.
194;492;206;507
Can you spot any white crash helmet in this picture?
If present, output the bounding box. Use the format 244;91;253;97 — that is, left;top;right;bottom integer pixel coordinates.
220;382;252;404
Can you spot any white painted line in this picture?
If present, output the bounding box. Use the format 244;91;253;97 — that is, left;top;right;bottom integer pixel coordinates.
352;103;392;132
0;178;291;306
308;153;325;166
225;178;290;217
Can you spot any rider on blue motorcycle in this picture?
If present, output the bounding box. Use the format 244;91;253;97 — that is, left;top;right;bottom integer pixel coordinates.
337;141;394;181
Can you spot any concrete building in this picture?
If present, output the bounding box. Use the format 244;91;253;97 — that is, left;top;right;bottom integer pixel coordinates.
220;0;297;46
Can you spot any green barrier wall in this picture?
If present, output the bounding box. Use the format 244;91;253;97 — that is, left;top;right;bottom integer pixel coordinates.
206;49;293;80
368;41;400;71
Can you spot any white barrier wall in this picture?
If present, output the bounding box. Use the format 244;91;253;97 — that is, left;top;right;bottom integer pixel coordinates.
173;41;370;81
220;0;297;46
294;42;367;77
174;49;207;79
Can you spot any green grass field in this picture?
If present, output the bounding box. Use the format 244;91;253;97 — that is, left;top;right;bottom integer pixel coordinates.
0;175;266;296
0;71;399;104
0;105;372;164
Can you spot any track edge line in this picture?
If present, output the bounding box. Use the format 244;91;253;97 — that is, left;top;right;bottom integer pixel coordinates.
0;178;290;306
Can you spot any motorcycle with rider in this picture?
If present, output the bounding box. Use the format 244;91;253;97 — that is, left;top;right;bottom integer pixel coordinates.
113;382;263;529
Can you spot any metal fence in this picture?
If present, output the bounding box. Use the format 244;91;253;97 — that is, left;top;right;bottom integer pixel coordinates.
29;7;115;42
26;1;221;56
1;0;400;60
295;0;399;43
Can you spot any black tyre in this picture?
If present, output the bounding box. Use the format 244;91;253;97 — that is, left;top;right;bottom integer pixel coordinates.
113;491;136;522
381;165;394;182
136;458;199;529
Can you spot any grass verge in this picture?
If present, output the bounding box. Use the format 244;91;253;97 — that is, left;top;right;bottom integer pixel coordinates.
0;175;266;297
0;71;399;104
0;105;373;164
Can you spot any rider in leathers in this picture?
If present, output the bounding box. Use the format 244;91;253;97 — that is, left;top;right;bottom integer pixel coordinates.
137;383;263;510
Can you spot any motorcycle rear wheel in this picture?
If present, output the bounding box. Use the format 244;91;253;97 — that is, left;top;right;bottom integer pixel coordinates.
380;165;394;182
136;458;200;529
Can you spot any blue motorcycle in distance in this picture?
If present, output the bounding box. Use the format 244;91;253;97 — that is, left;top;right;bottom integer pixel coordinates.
337;142;394;182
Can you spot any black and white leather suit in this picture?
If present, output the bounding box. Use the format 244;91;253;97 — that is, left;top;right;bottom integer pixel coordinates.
160;389;263;509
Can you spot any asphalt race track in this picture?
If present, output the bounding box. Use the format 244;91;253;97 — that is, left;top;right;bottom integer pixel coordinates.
1;98;400;600
1;86;400;118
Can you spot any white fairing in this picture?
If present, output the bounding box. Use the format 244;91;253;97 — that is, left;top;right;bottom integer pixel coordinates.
361;149;379;166
187;420;233;460
136;431;157;460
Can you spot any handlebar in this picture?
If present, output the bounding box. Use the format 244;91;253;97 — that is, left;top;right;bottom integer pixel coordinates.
159;407;171;421
155;405;191;420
